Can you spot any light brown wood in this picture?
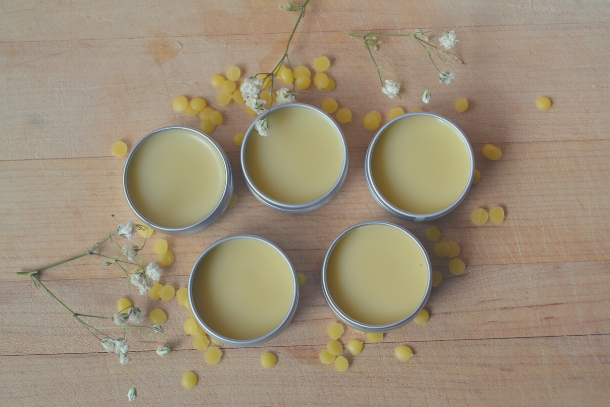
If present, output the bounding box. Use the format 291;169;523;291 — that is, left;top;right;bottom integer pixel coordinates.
1;0;609;405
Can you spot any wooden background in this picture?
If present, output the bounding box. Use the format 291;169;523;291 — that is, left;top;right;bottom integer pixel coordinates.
2;0;609;405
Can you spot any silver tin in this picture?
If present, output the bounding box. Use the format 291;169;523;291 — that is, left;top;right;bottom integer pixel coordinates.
240;103;349;213
321;221;432;333
364;112;474;222
188;235;299;347
123;126;233;236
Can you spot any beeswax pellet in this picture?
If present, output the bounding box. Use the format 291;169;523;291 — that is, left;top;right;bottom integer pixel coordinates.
394;345;413;361
204;347;222;365
184;104;198;116
328;322;344;340
411;108;423;112
295;75;311;90
210;111;223;125
336;108;352;123
536;96;552;111
138;225;154;238
199;119;216;134
221;80;236;94
297;272;307;287
199;107;214;121
246;106;257;115
483;144;502;160
413;309;429;325
448;258;466;275
323;76;336;91
293;66;311;78
184;318;200;335
260;352;278;369
217;92;232;106
313;56;331;72
432;271;443;288
322;98;338;114
367;332;383;343
116;297;131;314
455;98;468;112
327;340;343;356
211;75;226;88
347;339;363;355
210;337;223;346
158;284;175;301
232;89;245;104
149;282;163;300
228;193;239;208
260;88;275;104
433;241;450;258
190;97;206;112
194;335;210;351
172;96;189;112
176;287;188;307
111;141;128;157
233;132;245;147
425;226;441;242
154;239;168;255
473;169;482;184
159;249;175;266
335;356;349;372
319;349;336;365
363;111;380;131
279;67;294;84
471;208;489;226
313;72;330;89
181;371;198;389
226;66;241;81
447;241;460;258
388;107;404;120
149;308;167;325
489;206;505;224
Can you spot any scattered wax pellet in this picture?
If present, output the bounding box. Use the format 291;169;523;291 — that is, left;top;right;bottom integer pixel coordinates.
172;96;189;112
363;111;381;131
184;318;200;335
425;226;441;242
149;308;167;325
336;108;352;123
448;258;466;275
111;141;128;157
138;225;154;238
158;284;175;301
411;108;423;112
149;282;163;300
116;297;132;314
367;332;383;343
228;193;239;208
159;249;175;266
260;88;275;104
335;356;349;372
432;271;443;288
260;352;278;369
297;272;306;287
323;76;336;91
217;92;233;106
181;371;198;389
455;98;468;112
483;144;502;160
489;206;505;224
246;106;257;115
226;66;241;81
295;75;311;90
347;339;363;356
447;241;460;258
319;349;336;365
327;322;344;340
322;98;338;114
373;111;381;122
394;345;413;361
194;335;210;351
154;239;169;255
199;107;214;121
211;74;226;88
279;66;294;84
221;80;236;94
313;56;331;72
190;97;207;112
471;208;489;226
232;89;245;104
433;241;450;258
413;309;429;325
210;337;223;346
473;169;482;184
199;119;216;134
536;96;552;111
293;66;311;78
313;72;330;89
184;104;198;116
176;287;188;307
256;74;273;88
204;347;222;365
326;340;343;356
354;329;366;335
210;111;223;125
388;107;404;120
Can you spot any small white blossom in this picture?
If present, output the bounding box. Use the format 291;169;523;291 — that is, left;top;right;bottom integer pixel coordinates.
439;30;458;50
255;118;269;137
246;96;266;114
114;339;130;355
119;352;131;365
131;272;154;295
121;244;138;261
275;87;297;105
156;344;171;357
117;220;136;241
113;312;129;326
381;79;401;98
422;89;431;104
153;324;164;334
145;262;163;282
240;77;263;100
127;386;137;402
128;307;145;324
101;337;115;353
439;71;456;85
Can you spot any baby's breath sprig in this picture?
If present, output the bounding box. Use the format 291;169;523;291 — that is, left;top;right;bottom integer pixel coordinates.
348;29;463;103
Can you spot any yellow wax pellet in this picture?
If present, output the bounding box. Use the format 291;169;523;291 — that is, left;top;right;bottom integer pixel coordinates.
204;347;222;365
217;92;232;106
326;340;343;356
211;74;226;88
149;282;163;300
116;297;131;314
279;66;294;84
455;98;469;112
149;308;167;325
319;349;336;365
154;239;168;255
414;309;429;325
228;193;239;208
354;329;366;335
373;111;381;122
176;287;188;307
327;322;344;340
410;108;423;112
190;97;207;112
184;318;200;335
295;75;311;90
473;169;482;184
425;226;441;242
221;80;236;94
447;241;460;258
388;107;404;120
313;56;331;72
199;119;216;134
483;144;502;160
260;88;275;104
172;96;189;112
367;332;383;343
297;272;306;287
313;72;330;89
323;76;336;91
363;111;381;131
335;356;349;372
536;96;552;111
256;74;273;88
194;335;210;351
159;249;175;266
448;258;466;275
232;89;245;104
347;339;363;356
336;108;352;123
471;208;489;226
260;352;278;369
489;206;505;224
158;284;175;301
210;111;223;125
184;104;198;116
111;141;128;157
322;98;338;114
226;66;241;81
138;225;154;238
394;345;413;361
432;271;443;288
433;241;450;258
210;337;223;346
181;371;198;389
246;106;257;115
293;66;311;78
199;107;214;121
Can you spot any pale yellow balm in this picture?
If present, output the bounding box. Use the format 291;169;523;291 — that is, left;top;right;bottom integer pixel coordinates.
126;128;226;229
191;238;294;341
244;105;345;204
371;115;472;214
327;224;429;326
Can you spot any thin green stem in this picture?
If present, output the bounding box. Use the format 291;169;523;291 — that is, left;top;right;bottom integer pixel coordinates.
30;275;75;315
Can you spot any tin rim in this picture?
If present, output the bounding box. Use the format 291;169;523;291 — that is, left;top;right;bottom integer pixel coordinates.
321;221;432;333
188;235;299;347
240;103;349;213
364;112;474;222
123;126;233;235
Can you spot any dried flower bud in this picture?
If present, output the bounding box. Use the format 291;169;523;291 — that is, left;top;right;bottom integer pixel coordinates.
439;71;456;85
121;244;138;261
439;30;458;50
113;312;129;326
153;324;164;334
255;118;269;137
114;338;130;355
127;386;137;402
117;220;136;241
276;88;297;105
101;337;115;353
381;79;401;99
422;89;431;104
128;307;145;324
145;262;164;282
119;352;131;365
156;344;171;357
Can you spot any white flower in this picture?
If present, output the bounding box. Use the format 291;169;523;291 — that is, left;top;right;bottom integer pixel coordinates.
119;352;131;365
131;272;154;295
439;71;456;85
101;337;115;353
127;386;137;402
275;87;297;105
240;77;263;100
381;79;401;98
246;96;266;114
156;344;171;357
128;307;145;324
255;118;269;137
439;30;458;50
114;338;129;355
113;312;129;326
153;324;164;334
422;89;431;104
121;244;138;261
117;220;136;241
145;262;163;281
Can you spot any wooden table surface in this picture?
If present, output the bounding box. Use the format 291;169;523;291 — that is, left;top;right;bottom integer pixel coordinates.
2;0;609;405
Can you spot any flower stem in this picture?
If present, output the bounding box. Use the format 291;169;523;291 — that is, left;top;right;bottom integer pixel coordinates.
30;275;75;316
